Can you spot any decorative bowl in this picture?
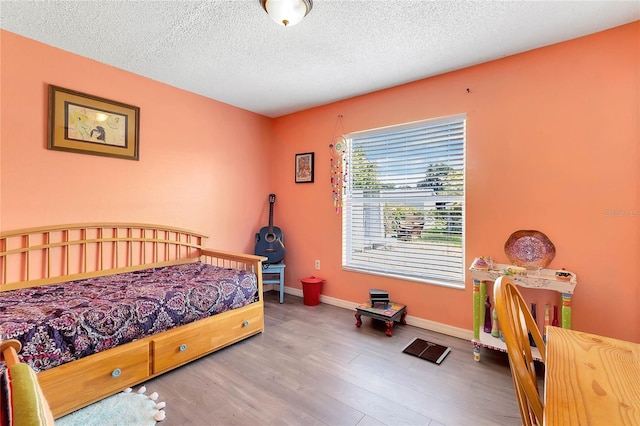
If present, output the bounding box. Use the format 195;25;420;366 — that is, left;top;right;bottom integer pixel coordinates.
504;230;555;269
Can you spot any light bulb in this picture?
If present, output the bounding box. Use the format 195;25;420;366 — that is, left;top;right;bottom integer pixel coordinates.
262;0;312;27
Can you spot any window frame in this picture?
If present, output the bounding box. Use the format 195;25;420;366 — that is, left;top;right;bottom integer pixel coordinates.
341;113;466;289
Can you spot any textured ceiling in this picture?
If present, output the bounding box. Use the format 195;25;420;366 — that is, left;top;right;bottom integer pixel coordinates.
1;1;638;118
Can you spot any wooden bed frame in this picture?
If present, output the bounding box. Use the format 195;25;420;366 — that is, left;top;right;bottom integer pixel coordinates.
0;223;265;418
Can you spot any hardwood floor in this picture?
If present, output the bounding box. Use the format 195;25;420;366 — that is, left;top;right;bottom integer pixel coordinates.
145;291;524;425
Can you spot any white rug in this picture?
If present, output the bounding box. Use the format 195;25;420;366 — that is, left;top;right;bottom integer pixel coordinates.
56;386;166;426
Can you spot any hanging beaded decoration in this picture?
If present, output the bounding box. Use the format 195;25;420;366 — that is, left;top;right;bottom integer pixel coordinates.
329;136;345;213
329;115;346;214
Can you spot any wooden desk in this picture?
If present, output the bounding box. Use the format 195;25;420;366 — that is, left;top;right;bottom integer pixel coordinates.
544;327;640;425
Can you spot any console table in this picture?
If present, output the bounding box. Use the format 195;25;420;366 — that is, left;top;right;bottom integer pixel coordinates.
469;261;577;361
262;263;285;303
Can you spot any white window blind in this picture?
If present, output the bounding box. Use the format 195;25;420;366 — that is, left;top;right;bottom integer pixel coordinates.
342;114;466;287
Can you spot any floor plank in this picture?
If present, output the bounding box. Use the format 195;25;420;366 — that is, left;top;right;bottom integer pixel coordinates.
145;291;524;425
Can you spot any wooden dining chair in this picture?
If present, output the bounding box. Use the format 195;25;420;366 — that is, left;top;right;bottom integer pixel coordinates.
494;276;546;426
1;340;55;426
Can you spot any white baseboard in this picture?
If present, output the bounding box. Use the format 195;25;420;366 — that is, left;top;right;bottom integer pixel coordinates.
266;287;473;341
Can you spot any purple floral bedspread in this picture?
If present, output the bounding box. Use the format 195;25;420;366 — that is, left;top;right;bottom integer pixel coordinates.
0;262;257;373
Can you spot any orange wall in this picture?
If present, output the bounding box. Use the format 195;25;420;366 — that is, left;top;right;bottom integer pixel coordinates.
1;23;638;342
0;30;273;254
272;22;639;342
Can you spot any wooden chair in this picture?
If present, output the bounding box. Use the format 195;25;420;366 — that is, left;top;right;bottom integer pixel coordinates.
493;276;546;426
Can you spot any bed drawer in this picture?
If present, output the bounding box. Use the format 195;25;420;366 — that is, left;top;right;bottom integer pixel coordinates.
39;341;150;418
152;303;263;373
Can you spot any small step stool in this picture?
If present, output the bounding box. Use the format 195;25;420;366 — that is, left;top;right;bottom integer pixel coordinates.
369;288;390;308
262;263;286;304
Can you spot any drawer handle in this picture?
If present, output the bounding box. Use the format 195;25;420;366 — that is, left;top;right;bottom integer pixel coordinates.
179;344;187;352
243;321;249;327
111;368;121;378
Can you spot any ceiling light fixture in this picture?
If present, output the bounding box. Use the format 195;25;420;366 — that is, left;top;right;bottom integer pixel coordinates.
260;0;313;27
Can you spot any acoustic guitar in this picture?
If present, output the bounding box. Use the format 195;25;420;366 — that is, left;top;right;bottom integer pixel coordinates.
255;194;285;264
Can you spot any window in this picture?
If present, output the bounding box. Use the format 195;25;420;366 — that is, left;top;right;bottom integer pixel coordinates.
342;114;466;288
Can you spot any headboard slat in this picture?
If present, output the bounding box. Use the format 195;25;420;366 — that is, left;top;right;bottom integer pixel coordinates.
64;230;70;278
26;235;30;282
82;228;87;275
45;231;51;280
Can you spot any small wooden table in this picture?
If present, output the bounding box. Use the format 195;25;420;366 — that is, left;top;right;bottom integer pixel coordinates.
544;327;640;426
355;302;407;336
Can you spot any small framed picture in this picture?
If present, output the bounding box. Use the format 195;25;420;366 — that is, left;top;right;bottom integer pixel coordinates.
295;152;314;183
48;85;140;160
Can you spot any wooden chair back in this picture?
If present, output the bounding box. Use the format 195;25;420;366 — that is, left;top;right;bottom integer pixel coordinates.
1;340;55;425
493;276;546;426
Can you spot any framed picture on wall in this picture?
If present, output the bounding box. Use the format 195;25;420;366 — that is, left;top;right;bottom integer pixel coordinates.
295;152;314;183
48;85;140;160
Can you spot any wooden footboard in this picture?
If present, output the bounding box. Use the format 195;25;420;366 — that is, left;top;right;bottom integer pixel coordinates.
0;223;266;418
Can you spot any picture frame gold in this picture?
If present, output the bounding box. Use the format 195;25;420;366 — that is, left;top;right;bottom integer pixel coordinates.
48;85;140;160
295;152;314;183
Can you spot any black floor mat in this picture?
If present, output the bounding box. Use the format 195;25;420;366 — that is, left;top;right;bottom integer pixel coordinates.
402;338;451;365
